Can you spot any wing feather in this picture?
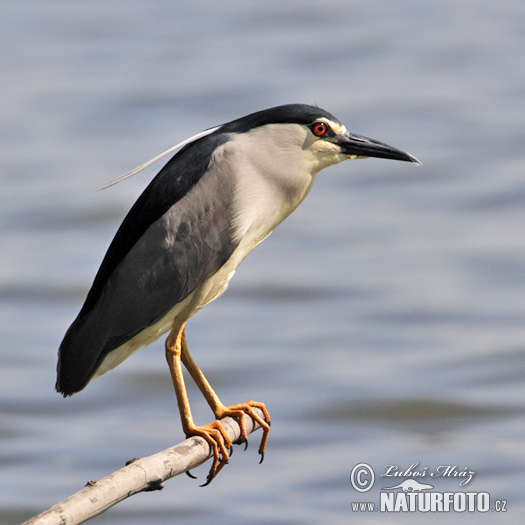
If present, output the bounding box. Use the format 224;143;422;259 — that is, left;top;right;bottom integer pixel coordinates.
57;133;238;395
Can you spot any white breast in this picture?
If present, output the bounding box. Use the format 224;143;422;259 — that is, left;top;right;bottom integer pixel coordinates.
226;124;319;244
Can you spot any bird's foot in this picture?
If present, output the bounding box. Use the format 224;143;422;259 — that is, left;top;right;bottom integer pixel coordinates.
186;401;270;485
185;420;232;486
215;400;271;463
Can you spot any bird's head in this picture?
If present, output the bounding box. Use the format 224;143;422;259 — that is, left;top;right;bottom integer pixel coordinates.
302;115;421;171
101;104;420;190
219;104;420;176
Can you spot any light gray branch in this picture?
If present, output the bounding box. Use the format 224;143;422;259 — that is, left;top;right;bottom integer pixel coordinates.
22;409;264;525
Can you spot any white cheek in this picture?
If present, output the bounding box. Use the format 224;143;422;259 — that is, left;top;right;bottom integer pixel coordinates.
310;142;347;172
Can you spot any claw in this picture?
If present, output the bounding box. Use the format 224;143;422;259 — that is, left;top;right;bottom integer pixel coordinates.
259;451;265;464
184;419;232;486
186;470;197;479
200;473;214;487
200;454;229;487
214;400;270;461
244;438;249;451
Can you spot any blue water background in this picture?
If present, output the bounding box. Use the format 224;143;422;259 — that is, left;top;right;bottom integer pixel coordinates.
2;1;525;523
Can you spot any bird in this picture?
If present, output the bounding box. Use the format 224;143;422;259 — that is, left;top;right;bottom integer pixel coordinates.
56;104;419;483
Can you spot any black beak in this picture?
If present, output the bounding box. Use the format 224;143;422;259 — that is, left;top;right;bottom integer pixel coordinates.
338;132;421;164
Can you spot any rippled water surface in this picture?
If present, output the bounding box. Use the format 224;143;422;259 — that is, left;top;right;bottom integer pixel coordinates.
2;1;525;523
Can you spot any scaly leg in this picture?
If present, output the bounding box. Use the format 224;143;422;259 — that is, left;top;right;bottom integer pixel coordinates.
165;323;232;482
180;329;271;461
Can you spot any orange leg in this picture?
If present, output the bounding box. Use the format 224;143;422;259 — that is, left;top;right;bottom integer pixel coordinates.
165;324;271;484
180;330;271;457
165;323;232;482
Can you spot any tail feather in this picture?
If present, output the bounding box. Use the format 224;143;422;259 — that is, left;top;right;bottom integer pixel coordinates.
56;313;108;396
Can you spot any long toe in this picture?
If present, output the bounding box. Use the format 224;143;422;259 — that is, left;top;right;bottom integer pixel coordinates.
185;420;232;484
216;400;271;459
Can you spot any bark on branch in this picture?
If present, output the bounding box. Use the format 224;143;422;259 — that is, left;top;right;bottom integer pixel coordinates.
22;409;264;525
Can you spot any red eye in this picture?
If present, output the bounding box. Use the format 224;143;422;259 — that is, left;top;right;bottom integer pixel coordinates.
312;122;327;136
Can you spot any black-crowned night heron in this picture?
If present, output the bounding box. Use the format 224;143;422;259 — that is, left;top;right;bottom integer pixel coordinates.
57;104;419;483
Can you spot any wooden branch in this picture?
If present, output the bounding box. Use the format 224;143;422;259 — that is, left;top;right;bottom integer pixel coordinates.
22;409;264;525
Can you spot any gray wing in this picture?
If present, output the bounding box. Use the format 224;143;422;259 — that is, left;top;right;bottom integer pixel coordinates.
57;161;238;395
